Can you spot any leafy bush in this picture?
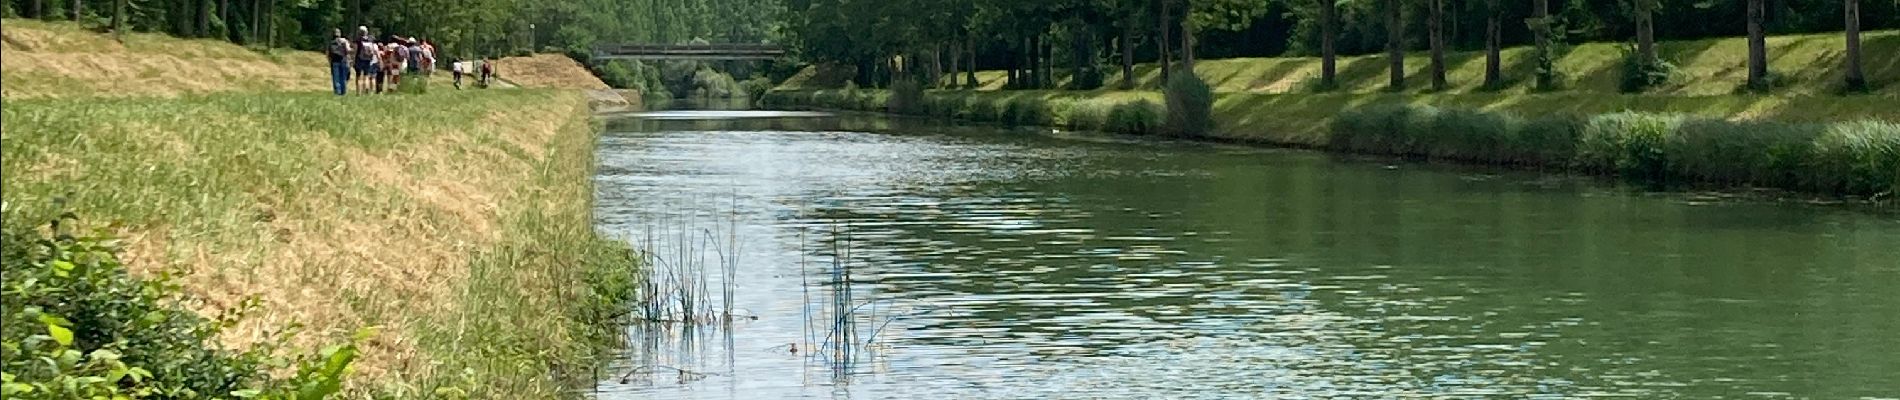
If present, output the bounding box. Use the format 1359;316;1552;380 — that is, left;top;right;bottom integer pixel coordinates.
1330;103;1425;154
1163;71;1214;137
592;60;642;90
1806;120;1900;194
739;76;775;99
1;214;363;399
887;78;925;114
1066;102;1112;131
1513;114;1586;165
1665;119;1820;185
1576;112;1683;179
1618;49;1676;93
1105;100;1163;135
1002;98;1051;126
689;69;742;98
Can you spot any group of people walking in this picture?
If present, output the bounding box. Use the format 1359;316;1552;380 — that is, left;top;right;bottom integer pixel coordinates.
328;26;496;95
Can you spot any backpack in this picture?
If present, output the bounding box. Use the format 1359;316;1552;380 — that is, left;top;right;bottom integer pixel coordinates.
357;40;377;61
328;38;350;61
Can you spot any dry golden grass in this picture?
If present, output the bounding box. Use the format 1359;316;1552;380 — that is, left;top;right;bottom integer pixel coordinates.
2;19;329;99
491;53;611;90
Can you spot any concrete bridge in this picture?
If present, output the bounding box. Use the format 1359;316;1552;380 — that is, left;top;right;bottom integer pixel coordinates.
592;43;786;60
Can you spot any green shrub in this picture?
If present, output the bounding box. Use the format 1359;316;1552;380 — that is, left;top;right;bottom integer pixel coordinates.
1808;120;1900;195
1426;108;1517;161
1041;98;1079;127
1665;119;1822;186
970;96;1006;122
1576;112;1684;178
1067;102;1112;131
1002;98;1051;126
1105;100;1163;135
887;78;925;115
1330;103;1426;154
689;69;742;98
1514;114;1586;165
1163;71;1214;137
739;76;774;99
1618;49;1676;93
1;214;363;399
592;60;641;90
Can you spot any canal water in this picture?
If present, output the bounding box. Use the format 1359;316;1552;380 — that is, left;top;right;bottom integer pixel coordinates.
590;109;1900;399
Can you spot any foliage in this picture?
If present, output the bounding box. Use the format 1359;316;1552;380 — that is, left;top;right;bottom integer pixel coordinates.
689;68;743;98
0;212;364;399
1618;46;1678;93
739;76;776;99
1329;103;1900;196
886;78;925;114
1163;70;1214;137
1105;100;1164;135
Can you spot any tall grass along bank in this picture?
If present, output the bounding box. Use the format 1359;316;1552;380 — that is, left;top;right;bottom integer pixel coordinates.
1;19;330;99
761;88;1898;198
1;89;636;397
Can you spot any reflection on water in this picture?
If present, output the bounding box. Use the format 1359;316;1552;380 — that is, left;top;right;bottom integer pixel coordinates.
591;111;1900;399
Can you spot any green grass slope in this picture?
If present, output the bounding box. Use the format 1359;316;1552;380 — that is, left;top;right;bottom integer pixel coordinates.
784;30;1898;96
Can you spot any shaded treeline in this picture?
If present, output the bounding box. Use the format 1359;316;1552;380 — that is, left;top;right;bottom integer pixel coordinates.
2;0;782;60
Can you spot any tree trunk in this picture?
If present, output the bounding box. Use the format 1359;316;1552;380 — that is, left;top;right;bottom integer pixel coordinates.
966;41;978;89
263;0;273;48
1531;0;1551;89
1120;28;1136;89
1181;19;1195;70
1484;0;1501;87
1033;34;1048;88
1636;0;1656;66
69;0;78;21
1746;0;1767;89
1387;0;1404;90
947;41;960;88
196;0;210;37
220;0;231;41
930;44;943;86
250;0;259;44
1844;0;1864;90
110;0;124;40
1320;0;1337;88
1429;0;1446;90
1018;36;1032;88
1044;34;1055;88
1071;24;1090;89
1159;0;1172;82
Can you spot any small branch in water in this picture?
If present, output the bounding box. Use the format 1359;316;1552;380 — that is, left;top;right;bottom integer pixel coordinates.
616;364;726;385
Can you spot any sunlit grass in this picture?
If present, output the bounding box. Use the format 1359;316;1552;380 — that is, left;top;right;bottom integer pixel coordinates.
925;30;1900;96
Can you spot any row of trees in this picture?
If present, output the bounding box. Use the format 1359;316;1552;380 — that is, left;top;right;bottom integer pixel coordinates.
3;0;782;60
782;0;1894;91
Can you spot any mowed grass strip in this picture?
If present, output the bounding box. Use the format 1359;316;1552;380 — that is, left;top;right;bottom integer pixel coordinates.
0;89;634;397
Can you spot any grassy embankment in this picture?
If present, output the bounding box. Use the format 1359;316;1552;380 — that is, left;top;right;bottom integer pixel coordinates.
2;20;633;397
767;31;1900;198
